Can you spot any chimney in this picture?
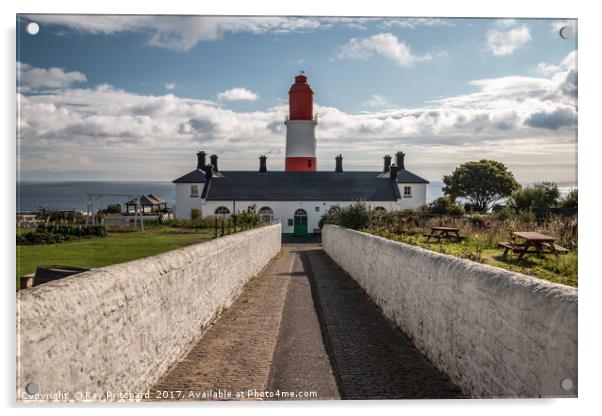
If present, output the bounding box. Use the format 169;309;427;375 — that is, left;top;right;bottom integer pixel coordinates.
202;164;213;180
390;164;401;181
196;151;206;169
210;154;219;172
395;151;405;170
259;155;267;173
335;154;343;173
383;154;392;173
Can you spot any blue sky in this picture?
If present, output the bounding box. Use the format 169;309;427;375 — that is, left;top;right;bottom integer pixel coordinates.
17;15;577;184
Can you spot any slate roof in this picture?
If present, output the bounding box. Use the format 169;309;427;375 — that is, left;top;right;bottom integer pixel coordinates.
180;170;428;202
173;169;208;184
125;194;167;206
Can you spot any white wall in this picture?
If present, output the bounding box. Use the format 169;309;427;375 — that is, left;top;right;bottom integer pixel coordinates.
322;225;577;398
17;224;282;402
397;182;427;208
175;182;203;219
202;200;398;234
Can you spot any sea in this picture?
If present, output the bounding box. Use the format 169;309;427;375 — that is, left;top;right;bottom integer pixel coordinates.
16;181;578;213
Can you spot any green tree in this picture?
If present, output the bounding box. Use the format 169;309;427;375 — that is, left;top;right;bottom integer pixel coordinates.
442;160;520;212
558;188;578;210
508;182;560;213
104;203;122;214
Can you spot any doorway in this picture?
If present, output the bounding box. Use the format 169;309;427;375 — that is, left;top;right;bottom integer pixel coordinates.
293;209;308;236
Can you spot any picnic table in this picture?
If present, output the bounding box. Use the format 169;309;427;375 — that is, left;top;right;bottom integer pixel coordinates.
423;226;465;242
497;231;569;260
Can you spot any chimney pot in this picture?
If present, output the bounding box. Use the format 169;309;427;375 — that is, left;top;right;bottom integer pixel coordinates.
395;151;405;170
259;155;267;173
210;154;219;172
335;154;343;173
383;154;392;173
196;151;206;170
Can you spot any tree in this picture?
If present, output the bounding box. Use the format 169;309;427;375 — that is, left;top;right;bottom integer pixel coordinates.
442;160;520;212
508;182;560;214
104;203;122;214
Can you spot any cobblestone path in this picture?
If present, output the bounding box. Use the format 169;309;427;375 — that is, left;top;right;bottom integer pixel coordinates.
149;237;464;401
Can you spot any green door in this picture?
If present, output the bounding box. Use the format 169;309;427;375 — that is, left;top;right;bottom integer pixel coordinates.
293;209;308;236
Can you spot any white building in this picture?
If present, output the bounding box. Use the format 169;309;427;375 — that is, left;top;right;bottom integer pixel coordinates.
173;74;428;236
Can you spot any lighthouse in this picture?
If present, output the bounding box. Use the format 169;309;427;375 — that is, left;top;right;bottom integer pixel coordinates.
285;74;317;171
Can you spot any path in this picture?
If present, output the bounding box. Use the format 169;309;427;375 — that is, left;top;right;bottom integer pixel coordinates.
149;237;464;401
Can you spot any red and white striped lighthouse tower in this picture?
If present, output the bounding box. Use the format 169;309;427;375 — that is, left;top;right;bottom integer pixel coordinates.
285;74;317;171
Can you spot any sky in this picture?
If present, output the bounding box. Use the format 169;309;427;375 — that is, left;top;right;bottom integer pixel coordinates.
16;15;577;184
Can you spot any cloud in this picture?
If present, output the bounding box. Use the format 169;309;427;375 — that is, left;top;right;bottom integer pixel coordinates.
16;53;576;179
524;107;576;130
334;33;435;67
493;19;519;28
550;20;577;34
362;95;392;108
17;62;86;91
486;25;531;56
25;15;325;51
164;82;176;90
378;18;455;30
216;87;260;102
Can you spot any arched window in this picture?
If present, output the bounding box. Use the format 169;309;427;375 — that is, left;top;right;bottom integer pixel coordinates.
374;206;386;212
258;206;274;223
214;206;231;216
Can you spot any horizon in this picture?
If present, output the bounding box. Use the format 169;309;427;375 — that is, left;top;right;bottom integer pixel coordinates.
17;15;577;185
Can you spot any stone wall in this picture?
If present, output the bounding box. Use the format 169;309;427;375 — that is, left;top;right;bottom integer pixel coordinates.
17;223;281;402
322;225;577;398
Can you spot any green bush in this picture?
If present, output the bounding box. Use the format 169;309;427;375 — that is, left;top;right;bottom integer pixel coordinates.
426;197;465;216
17;224;107;245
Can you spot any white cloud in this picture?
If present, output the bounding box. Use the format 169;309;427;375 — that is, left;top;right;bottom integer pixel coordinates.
550;20;577;34
362;95;392;108
164;82;176;90
16;53;576;181
335;33;435;67
25;15;325;51
378;18;455;30
493;19;519;28
217;87;259;102
486;25;531;56
17;62;86;91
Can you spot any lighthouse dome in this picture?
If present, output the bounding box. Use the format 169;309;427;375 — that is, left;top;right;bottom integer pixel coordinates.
288;74;314;120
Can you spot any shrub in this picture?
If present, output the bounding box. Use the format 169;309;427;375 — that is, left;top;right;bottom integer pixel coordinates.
190;208;202;221
426;197;465;216
17;224;107;245
508;182;560;218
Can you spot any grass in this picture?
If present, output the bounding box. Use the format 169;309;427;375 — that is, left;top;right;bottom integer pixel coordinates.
368;229;578;287
16;225;214;288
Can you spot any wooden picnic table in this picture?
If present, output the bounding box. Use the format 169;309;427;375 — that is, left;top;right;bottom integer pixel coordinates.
423;226;465;242
498;231;569;260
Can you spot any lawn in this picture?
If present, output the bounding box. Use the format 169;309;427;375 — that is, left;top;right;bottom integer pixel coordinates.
16;225;214;288
369;230;578;287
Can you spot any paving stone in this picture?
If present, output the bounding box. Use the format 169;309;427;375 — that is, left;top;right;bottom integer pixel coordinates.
148;236;464;401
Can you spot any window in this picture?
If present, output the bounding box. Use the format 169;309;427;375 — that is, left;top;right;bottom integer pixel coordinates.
315;206;320;212
258;206;274;224
214;206;231;216
374;206;386;212
190;185;199;197
403;186;412;197
307;159;312;168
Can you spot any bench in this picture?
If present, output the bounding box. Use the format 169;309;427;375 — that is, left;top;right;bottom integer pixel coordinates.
498;241;569;258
